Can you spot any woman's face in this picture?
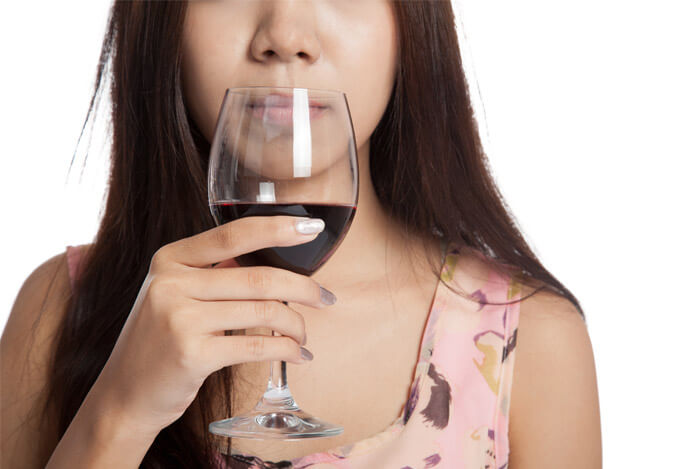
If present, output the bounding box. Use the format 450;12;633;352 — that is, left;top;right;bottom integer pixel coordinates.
181;0;398;152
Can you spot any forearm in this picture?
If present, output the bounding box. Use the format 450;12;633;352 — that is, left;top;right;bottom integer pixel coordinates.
45;388;158;469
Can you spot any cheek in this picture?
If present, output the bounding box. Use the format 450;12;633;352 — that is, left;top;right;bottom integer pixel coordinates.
333;12;398;149
181;6;244;143
181;63;223;143
181;53;220;143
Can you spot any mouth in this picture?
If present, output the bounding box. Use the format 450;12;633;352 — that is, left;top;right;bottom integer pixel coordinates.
246;95;328;126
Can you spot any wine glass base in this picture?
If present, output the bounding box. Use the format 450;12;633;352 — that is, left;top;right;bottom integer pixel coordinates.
210;382;343;439
209;408;343;439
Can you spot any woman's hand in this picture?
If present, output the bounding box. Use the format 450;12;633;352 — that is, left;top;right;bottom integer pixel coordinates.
89;215;333;438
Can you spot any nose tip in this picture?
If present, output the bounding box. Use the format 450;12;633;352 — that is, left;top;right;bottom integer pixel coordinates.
250;6;321;65
253;32;320;65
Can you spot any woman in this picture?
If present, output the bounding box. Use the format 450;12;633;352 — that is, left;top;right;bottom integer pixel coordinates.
1;1;601;468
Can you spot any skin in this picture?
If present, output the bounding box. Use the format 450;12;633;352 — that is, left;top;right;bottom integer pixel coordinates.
1;0;601;467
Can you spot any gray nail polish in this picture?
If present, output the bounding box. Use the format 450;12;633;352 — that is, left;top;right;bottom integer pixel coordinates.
300;346;314;361
320;286;337;305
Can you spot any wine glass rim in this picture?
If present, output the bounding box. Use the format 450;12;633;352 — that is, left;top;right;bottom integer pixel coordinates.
225;85;346;98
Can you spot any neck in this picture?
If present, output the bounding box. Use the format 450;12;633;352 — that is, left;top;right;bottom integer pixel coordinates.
310;141;441;291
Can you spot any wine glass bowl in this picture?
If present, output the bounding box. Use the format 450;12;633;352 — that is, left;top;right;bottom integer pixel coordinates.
207;86;359;439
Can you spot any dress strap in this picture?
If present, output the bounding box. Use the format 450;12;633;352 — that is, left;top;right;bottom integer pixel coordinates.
494;274;522;467
427;245;523;468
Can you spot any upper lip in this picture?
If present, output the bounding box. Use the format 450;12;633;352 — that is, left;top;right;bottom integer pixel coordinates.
249;92;327;108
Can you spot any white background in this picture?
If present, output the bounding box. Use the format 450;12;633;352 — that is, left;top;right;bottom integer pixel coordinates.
1;1;698;467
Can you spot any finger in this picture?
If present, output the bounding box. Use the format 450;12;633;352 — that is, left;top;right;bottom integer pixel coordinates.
177;266;330;308
206;335;307;369
194;299;306;345
156;216;325;268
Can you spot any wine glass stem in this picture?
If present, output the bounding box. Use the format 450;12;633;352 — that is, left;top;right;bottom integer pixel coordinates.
268;350;288;391
261;300;297;408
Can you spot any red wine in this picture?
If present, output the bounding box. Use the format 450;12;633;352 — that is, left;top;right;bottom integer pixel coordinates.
209;202;357;276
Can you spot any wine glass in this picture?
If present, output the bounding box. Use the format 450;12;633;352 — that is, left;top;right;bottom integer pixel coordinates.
207;86;358;439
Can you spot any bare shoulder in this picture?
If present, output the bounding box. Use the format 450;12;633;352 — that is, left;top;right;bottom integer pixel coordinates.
2;248;73;342
1;249;74;468
508;288;602;469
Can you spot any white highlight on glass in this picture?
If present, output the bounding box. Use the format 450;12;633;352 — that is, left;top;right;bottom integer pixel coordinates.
293;88;312;178
256;181;276;202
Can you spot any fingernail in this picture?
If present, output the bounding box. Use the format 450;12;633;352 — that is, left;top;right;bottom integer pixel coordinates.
300;346;314;361
295;218;325;235
320;286;336;305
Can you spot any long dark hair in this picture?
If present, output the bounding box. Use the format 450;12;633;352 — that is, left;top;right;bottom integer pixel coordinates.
36;1;583;467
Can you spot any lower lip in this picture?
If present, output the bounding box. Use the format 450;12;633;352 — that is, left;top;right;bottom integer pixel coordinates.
248;104;327;125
